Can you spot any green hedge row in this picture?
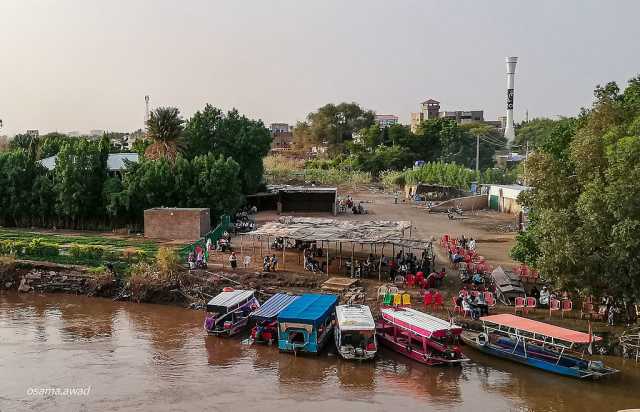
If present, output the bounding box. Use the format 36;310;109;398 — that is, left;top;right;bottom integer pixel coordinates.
0;239;59;257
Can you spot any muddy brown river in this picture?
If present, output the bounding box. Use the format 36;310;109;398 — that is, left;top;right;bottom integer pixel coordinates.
1;293;639;412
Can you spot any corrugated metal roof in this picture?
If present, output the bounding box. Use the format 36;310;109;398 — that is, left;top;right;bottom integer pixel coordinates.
251;293;299;321
206;290;255;309
335;304;375;331
381;307;461;338
278;294;338;326
37;153;139;171
106;153;138;171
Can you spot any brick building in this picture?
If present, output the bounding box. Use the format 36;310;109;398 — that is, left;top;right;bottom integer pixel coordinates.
144;208;210;241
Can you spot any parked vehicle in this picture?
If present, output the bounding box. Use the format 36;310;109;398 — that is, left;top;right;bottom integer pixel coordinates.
334;304;377;360
277;294;338;354
376;307;468;365
462;314;618;379
249;293;299;344
204;289;259;336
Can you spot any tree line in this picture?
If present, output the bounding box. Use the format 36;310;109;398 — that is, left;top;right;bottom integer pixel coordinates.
292;102;508;177
0;104;271;230
511;75;640;299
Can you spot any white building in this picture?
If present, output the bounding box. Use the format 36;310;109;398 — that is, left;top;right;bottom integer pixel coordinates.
375;114;399;128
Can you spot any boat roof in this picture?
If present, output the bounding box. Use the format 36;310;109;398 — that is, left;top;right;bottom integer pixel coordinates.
250;293;299;321
278;294;338;326
335;304;375;331
481;314;601;344
206;290;255;309
380;307;462;338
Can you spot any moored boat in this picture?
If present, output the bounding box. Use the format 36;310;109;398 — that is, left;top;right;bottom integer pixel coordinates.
461;314;618;379
277;293;338;354
334;304;377;360
376;307;468;365
204;289;260;336
249;293;299;344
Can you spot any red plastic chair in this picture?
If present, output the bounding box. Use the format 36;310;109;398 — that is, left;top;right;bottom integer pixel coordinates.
525;297;537;313
452;296;462;314
406;274;416;288
423;291;433;310
415;271;425;285
514;296;526;315
432;292;444;311
561;299;573;319
484;292;496;308
549;298;561;318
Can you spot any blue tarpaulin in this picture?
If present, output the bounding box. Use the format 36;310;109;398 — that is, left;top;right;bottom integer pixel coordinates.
251;293;299;321
277;294;338;327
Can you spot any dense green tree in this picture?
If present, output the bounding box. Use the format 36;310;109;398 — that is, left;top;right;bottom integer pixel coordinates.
512;75;640;299
295;102;375;153
183;104;271;193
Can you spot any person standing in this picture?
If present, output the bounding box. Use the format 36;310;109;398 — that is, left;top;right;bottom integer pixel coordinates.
229;252;237;270
243;255;251;268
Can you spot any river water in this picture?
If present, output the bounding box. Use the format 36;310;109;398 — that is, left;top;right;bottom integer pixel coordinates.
1;293;639;412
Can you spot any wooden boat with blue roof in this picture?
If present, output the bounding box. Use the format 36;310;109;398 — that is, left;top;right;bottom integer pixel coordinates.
249;293;299;344
204;289;259;336
462;314;618;379
277;293;338;354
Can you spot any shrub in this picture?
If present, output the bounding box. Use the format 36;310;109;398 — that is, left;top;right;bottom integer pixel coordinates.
155;247;181;281
25;238;59;257
69;244;105;260
0;240;26;256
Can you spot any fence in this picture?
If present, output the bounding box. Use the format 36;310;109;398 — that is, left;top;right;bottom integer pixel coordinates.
179;214;231;260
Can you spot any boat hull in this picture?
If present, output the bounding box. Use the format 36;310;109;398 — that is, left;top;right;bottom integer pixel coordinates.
462;332;617;379
205;317;250;337
376;331;468;366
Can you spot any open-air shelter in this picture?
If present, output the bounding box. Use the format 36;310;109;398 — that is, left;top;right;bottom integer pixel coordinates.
239;216;433;280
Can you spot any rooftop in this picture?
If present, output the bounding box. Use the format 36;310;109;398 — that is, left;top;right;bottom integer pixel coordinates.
38;153;139;172
266;185;337;194
246;216;413;244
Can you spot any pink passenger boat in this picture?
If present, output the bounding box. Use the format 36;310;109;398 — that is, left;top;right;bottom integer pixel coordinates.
376;307;469;366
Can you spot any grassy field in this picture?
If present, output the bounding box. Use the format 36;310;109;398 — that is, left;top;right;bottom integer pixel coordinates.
0;228;161;269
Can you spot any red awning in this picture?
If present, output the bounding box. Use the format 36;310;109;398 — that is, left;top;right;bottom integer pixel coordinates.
480;314;601;344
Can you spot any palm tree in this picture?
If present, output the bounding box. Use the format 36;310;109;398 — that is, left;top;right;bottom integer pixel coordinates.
144;107;184;161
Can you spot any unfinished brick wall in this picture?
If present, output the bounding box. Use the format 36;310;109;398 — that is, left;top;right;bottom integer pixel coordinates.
144;208;210;241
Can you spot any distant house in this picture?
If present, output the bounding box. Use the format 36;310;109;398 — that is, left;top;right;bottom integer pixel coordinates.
483;184;530;214
38;153;139;175
375;114;399;128
269;123;294;151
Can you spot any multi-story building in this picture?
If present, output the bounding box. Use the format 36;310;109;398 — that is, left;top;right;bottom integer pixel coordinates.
410;98;503;133
269;123;293;151
375;114;399;128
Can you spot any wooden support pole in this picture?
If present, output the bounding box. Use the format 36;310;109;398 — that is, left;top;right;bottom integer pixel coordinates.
326;241;330;276
240;234;244;256
282;237;286;270
379;243;384;282
339;241;342;269
351;243;355;277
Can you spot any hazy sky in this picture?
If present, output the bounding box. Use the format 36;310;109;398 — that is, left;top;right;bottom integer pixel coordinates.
1;0;639;136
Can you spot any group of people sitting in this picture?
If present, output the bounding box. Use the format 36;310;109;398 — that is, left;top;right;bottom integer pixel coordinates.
337;196;367;214
187;248;207;269
460;268;485;286
388;249;435;280
262;255;278;272
456;290;489;320
303;246;324;273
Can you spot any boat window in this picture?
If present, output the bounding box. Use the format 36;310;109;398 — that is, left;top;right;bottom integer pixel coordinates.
289;331;306;344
